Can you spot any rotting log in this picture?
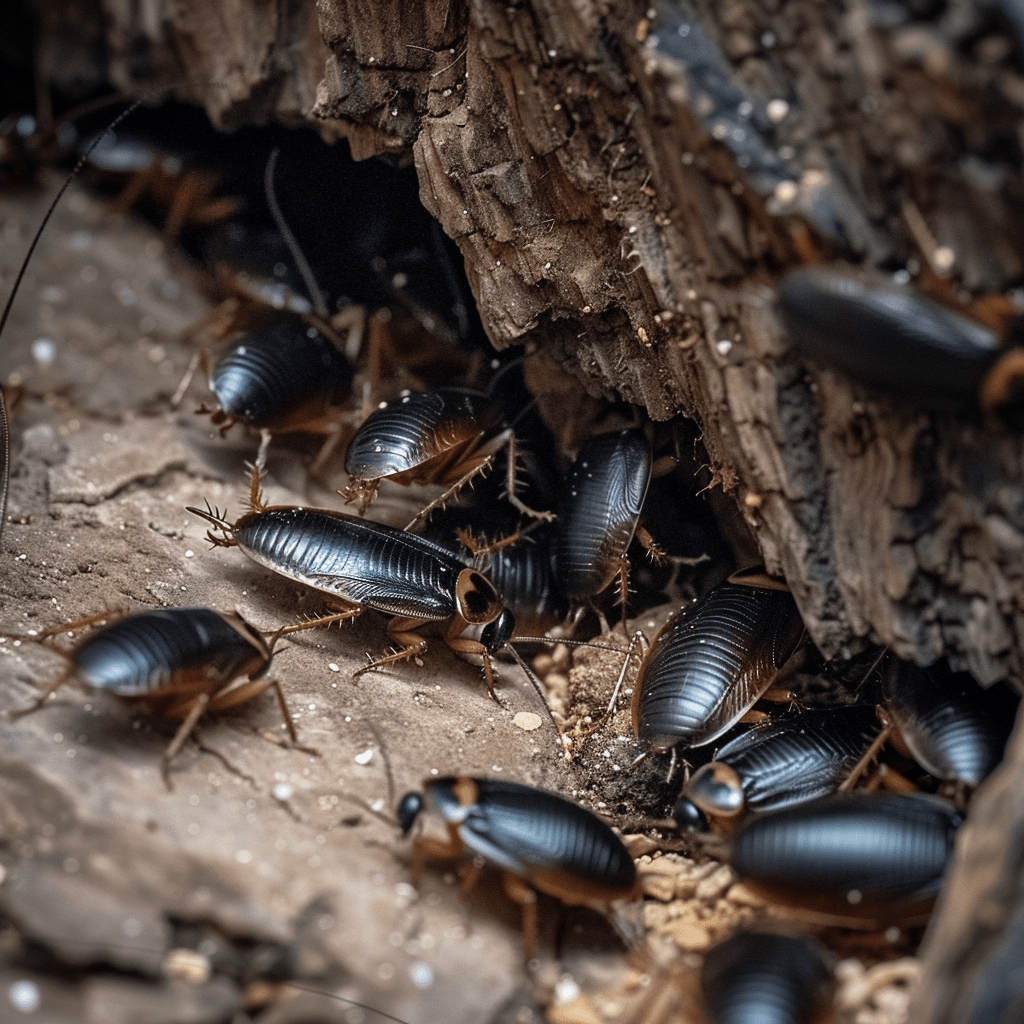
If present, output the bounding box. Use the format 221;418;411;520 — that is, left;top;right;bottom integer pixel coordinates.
20;0;1024;1017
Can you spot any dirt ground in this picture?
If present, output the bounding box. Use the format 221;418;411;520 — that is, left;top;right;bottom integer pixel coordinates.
0;176;917;1024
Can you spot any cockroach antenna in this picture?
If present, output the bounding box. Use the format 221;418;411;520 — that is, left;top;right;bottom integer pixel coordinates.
264;146;329;318
0;97;145;551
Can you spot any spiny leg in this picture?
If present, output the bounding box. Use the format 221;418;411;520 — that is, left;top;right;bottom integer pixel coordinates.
8;668;74;719
35;607;131;641
268;606;363;646
502;432;554;522
353;617;429;681
402;454;496;532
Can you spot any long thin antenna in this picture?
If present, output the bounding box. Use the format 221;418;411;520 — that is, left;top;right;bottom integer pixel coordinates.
264;147;328;318
0;98;144;550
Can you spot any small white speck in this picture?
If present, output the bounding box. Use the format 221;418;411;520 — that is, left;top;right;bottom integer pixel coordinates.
9;980;40;1013
236;850;252;864
773;180;798;204
410;962;434;988
553;975;581;1006
716;339;733;355
892;269;912;286
846;889;862;904
329;663;340;672
185;550;194;558
430;768;439;775
272;783;293;801
766;98;789;123
934;246;955;271
354;748;374;765
31;338;56;365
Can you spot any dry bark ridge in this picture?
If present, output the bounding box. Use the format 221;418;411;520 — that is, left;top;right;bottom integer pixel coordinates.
17;0;1024;1017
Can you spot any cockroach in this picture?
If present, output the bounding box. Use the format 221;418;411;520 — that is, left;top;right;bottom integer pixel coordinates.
632;577;804;752
777;266;1024;414
81;124;238;242
187;466;522;699
396;776;638;959
728;792;963;922
177;148;359;468
676;704;884;824
882;657;1017;787
8;606;303;787
197;310;354;437
555;428;654;618
342;386;553;528
700;930;835;1024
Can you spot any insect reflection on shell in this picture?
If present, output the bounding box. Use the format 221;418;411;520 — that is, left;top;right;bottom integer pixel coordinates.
682;704;883;819
208;311;353;433
555;428;652;604
700;930;836;1024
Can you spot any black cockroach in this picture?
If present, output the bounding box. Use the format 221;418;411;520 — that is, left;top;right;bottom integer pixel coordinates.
196;310;354;438
8;606;303;787
396;776;638;959
777;266;1024;414
882;657;1017;787
187;466;522;698
675;704;884;825
632;577;804;752
728;792;963;922
342;386;553;527
555;428;654;616
177;148;358;468
700;930;835;1024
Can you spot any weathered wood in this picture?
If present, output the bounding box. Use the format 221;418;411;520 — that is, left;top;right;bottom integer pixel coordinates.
912;705;1024;1022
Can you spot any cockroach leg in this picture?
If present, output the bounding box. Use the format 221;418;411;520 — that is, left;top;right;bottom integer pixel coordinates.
161;692;211;791
402;453;497;531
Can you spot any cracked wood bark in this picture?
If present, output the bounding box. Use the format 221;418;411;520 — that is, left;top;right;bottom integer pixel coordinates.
23;0;1024;1017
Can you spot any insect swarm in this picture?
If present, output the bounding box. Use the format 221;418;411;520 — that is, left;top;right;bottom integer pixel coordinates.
0;108;583;1024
